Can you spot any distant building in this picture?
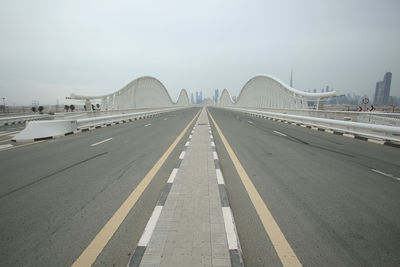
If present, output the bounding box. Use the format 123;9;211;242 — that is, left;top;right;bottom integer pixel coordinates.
374;72;392;105
191;93;194;104
214;89;219;104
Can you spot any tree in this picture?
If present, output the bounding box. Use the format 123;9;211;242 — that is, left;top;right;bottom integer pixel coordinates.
31;107;37;112
38;106;44;113
91;104;95;111
69;104;75;112
96;104;100;110
64;105;70;112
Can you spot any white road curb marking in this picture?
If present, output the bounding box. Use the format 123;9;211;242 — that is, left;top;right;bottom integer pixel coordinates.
222;207;239;250
216;169;225;185
179;151;186;159
137;206;163;246
167;168;179;183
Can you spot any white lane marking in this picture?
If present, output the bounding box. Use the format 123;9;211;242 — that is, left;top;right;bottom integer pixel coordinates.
137;206;163;246
144;123;152;127
213;151;218;160
0;144;13;150
247;121;253;124
179;151;186;159
0;131;20;137
210;135;213;139
163;118;168;120
222;207;239;250
0;131;5;134
371;169;400;181
216;169;225;184
191;130;194;134
189;135;193;139
209;130;212;134
90;137;113;147
167;168;179;183
211;141;215;147
273;130;287;137
185;141;190;147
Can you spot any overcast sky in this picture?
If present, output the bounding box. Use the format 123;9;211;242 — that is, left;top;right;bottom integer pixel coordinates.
1;0;399;105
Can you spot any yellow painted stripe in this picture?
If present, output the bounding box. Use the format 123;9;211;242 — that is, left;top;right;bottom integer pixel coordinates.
208;109;302;267
72;110;200;267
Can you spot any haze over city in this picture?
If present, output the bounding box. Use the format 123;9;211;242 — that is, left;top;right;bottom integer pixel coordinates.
1;0;399;105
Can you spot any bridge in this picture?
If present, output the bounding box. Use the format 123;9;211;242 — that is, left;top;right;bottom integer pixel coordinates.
0;75;400;267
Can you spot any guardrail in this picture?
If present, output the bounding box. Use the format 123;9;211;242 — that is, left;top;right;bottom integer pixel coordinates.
226;107;400;143
0;114;53;126
12;107;186;142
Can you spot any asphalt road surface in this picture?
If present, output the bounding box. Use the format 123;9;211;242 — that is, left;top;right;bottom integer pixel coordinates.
208;107;400;267
0;107;199;267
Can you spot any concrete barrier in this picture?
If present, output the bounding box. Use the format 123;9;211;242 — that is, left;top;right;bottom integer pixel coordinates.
12;120;77;142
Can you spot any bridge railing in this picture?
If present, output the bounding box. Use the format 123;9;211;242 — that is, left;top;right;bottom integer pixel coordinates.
225;107;400;143
0;114;53;126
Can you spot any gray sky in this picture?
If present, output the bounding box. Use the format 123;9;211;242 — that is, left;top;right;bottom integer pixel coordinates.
1;0;399;105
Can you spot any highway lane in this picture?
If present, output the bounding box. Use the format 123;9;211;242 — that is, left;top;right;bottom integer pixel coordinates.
0;107;199;267
208;107;400;267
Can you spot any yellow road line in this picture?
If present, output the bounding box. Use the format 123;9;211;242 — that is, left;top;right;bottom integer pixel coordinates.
208;109;302;267
72;110;200;267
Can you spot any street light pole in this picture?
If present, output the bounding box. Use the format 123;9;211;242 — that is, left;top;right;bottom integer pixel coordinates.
2;97;5;113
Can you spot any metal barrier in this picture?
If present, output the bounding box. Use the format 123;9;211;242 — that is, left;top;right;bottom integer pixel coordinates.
225;107;400;142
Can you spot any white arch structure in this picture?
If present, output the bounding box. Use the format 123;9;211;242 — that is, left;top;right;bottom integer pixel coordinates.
219;75;341;110
68;76;190;110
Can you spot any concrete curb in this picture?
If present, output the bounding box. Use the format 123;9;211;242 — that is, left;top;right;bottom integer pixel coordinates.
11;113;159;143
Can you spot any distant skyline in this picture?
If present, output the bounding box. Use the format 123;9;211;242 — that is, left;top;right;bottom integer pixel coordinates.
1;0;399;105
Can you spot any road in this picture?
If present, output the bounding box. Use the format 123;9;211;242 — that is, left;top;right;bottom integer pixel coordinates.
0;107;199;266
1;106;400;266
208;107;400;266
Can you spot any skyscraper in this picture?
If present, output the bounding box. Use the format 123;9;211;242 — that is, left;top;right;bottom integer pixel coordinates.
290;69;293;88
191;93;194;104
214;89;219;104
374;72;392;105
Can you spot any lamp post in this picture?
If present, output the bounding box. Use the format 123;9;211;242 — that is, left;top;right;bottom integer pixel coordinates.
2;97;5;113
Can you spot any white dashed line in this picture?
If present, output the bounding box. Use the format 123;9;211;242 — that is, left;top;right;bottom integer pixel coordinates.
247;121;253;124
185;141;190;147
371;169;400;181
273;130;287;137
90;138;113;147
144;123;152;127
211;141;215;147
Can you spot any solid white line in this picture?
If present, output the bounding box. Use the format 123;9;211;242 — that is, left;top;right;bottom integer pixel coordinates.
137;206;163;246
211;141;215;147
185;141;190;147
216;169;225;184
90;137;113;147
371;169;400;181
213;151;218;160
144;123;152;127
0;131;20;137
0;144;13;150
179;151;186;159
273;130;287;137
222;207;239;250
167;168;179;183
